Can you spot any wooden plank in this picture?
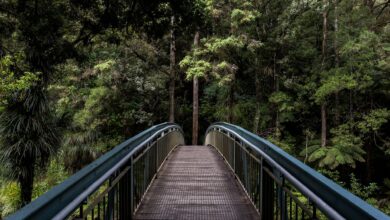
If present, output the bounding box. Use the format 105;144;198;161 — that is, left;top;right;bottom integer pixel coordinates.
134;145;260;219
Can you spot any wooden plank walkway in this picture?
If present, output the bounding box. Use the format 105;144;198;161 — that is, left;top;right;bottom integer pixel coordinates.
134;145;260;219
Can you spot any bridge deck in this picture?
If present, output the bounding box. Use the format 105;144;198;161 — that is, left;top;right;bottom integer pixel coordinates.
134;145;260;219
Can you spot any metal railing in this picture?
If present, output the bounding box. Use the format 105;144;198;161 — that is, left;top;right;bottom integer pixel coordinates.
205;122;390;220
8;123;184;220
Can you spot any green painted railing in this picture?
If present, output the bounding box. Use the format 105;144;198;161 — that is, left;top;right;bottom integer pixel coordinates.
7;122;184;220
205;122;390;220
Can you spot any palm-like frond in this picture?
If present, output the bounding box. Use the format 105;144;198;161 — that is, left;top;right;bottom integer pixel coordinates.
0;88;60;180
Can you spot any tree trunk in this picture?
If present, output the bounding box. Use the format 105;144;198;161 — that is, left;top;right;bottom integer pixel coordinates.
253;72;261;133
168;15;176;123
19;161;35;207
349;90;353;121
192;30;200;145
334;0;340;126
304;132;309;164
366;141;372;182
334;0;339;67
335;93;340;125
321;0;328;67
321;0;328;147
321;103;327;147
227;71;235;123
274;53;281;139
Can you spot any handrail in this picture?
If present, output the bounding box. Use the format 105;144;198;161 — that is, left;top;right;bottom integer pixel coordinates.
206;122;390;220
7;122;184;220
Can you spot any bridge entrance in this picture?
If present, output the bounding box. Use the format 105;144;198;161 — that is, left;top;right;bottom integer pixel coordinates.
134;145;259;219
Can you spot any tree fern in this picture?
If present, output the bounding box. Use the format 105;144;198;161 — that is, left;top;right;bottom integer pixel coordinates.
303;124;365;170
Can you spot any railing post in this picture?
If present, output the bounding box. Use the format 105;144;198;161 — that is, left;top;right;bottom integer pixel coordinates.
78;200;85;219
233;140;236;171
278;174;287;220
156;139;159;174
242;146;249;190
105;177;115;220
256;160;261;212
213;130;216;148
144;148;149;191
261;163;274;220
229;137;234;167
259;157;263;216
119;165;132;220
130;157;134;219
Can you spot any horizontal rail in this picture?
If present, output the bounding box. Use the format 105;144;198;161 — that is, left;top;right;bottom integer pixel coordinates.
205;122;390;220
7;123;184;220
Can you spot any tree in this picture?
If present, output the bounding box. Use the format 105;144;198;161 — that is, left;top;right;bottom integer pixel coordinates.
192;31;200;145
0;55;60;206
321;0;329;148
169;14;176;122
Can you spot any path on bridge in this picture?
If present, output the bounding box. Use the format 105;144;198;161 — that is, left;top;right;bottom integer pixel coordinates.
134;145;260;219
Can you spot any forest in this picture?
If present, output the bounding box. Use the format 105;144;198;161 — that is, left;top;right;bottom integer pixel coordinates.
0;0;389;218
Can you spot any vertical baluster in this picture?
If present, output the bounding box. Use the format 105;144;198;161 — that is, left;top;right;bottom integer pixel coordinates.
106;177;115;220
229;137;233;166
130;157;134;219
243;148;249;191
112;183;118;219
155;139;160;174
79;203;84;219
275;186;278;219
119;164;132;220
312;203;317;220
98;201;101;220
222;134;225;155
260;157;263;214
117;184;119;220
289;196;292;219
279;176;286;220
144;147;149;195
156;140;159;174
256;160;260;211
103;195;106;219
233;140;236;171
261;165;274;220
248;155;251;199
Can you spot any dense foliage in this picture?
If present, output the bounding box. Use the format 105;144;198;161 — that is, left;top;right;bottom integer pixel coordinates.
0;0;389;217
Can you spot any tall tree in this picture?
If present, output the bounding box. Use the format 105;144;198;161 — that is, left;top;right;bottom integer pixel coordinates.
0;0;70;205
169;14;176;122
321;0;329;147
334;0;340;126
192;30;200;145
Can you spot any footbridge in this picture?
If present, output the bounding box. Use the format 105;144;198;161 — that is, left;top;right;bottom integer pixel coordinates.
7;123;390;219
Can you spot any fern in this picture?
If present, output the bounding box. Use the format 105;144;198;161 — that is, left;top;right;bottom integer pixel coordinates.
304;124;365;169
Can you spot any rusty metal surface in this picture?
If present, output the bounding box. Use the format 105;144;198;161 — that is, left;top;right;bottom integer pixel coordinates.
134;145;260;219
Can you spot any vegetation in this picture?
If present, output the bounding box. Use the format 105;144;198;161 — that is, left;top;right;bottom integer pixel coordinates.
0;0;389;217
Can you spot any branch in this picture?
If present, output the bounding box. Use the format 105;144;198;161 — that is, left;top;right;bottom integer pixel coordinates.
374;0;390;9
130;49;169;76
376;1;389;18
